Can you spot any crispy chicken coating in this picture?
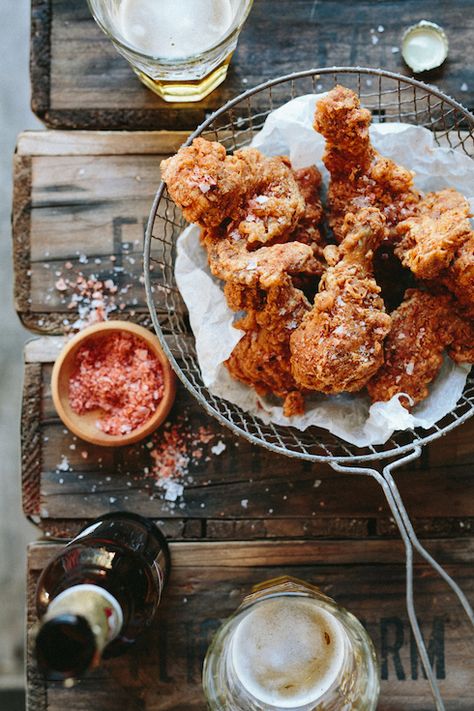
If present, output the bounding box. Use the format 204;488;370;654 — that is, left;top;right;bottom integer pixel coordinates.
367;289;474;407
290;208;392;393
395;188;474;311
225;275;310;416
314;86;420;240
201;227;324;290
161;138;305;245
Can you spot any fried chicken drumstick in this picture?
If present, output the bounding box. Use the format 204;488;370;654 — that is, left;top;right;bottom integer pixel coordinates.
290;207;392;393
367;289;474;408
314;86;420;240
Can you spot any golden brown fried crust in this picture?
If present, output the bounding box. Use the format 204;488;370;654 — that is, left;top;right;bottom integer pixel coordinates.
367;289;474;408
290;166;325;250
395;189;472;278
442;232;474;312
225;276;310;415
395;188;474;312
201;227;324;290
290;208;392;393
314;86;420;240
161;138;305;245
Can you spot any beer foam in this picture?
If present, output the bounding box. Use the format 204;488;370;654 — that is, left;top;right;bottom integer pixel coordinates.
231;597;347;708
116;0;234;58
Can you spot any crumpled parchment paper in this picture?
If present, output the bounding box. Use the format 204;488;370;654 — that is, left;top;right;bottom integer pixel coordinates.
175;94;473;446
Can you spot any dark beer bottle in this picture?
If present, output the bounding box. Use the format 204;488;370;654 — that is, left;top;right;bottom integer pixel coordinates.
35;511;170;681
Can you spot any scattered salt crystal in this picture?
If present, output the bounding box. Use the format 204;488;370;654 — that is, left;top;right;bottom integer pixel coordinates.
406;361;415;375
211;441;226;456
241;499;249;509
366;79;373;87
313;479;322;488
254;195;269;204
199;182;211;193
81;451;88;459
78;254;88;264
55;278;67;291
460;83;468;92
377;25;384;32
371;35;379;45
242;78;248;84
58;478;64;484
69;444;76;450
57;456;70;472
391;46;400;54
109;497;117;503
159;478;184;502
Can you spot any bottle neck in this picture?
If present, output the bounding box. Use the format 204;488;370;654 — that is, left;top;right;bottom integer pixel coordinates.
36;584;123;680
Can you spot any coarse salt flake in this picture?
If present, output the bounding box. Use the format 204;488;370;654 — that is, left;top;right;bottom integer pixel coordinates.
211;441;226;455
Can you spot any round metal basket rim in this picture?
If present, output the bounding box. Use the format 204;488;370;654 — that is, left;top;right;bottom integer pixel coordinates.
144;66;474;464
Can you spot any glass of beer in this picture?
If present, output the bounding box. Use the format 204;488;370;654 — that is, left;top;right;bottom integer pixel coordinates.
203;577;380;710
87;0;254;102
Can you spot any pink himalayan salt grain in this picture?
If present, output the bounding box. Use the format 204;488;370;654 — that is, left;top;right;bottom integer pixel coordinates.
69;332;164;436
145;421;217;497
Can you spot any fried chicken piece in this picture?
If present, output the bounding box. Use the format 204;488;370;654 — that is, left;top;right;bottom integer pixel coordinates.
314;86;420;240
367;289;474;407
200;227;324;290
161;138;305;245
395;188;474;311
290;208;392;393
290;166;325;250
225;275;310;416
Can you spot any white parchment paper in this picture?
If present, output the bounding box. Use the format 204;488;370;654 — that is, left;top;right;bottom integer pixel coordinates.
175;94;473;446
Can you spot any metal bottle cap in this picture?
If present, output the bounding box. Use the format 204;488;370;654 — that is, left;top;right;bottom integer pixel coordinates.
402;20;449;73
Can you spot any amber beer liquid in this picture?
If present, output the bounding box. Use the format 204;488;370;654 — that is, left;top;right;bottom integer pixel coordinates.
203;577;380;710
87;0;254;102
35;512;170;681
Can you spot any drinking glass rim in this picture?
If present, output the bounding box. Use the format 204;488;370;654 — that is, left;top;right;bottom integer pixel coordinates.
86;0;254;64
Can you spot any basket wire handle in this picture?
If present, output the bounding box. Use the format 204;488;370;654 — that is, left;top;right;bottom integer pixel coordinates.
331;449;474;711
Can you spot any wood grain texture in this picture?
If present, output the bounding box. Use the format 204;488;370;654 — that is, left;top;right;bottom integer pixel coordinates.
13;130;188;333
27;540;474;710
20;336;474;538
31;0;474;130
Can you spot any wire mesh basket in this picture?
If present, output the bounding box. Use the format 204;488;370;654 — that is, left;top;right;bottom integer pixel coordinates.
145;67;474;465
144;68;474;709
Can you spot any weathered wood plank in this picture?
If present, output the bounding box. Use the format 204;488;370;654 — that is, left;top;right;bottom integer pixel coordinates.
27;540;474;710
21;338;474;536
32;0;474;130
13;131;188;333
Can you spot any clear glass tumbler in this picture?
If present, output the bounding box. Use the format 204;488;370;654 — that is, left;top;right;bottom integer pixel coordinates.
203;577;380;710
87;0;254;102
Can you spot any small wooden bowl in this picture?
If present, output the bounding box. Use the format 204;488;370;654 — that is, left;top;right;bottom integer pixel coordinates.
51;321;176;447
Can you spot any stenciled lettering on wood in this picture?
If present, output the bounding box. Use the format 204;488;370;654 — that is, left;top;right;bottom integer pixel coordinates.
149;617;446;685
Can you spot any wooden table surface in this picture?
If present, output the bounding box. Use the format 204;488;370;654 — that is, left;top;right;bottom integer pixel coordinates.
19;1;474;709
32;0;474;130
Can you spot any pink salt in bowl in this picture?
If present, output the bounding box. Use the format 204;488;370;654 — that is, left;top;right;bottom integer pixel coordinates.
51;321;176;447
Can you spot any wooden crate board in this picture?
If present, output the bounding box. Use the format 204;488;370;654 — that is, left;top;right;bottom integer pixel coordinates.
21;336;474;539
32;0;474;130
27;539;474;710
12;128;472;335
13;130;189;333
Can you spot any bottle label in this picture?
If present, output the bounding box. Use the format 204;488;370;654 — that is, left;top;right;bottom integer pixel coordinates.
47;584;124;651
